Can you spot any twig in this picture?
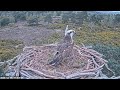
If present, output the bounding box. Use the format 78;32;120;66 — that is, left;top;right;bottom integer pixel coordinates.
74;45;108;62
94;70;100;78
79;64;104;73
20;70;33;78
104;63;115;76
7;55;20;65
110;76;120;79
81;48;108;63
99;70;108;78
66;72;96;79
22;65;59;79
87;49;103;57
81;43;85;47
0;62;4;66
15;54;24;76
86;59;91;70
91;57;100;67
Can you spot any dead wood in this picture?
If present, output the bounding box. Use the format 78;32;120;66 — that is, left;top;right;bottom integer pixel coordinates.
0;43;118;79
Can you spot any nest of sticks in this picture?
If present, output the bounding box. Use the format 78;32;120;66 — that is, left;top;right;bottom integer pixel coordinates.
1;43;119;79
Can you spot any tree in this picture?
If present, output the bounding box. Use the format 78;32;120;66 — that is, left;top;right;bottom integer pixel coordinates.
13;11;26;22
56;11;61;16
0;17;10;27
89;14;104;25
114;14;120;22
44;14;52;23
81;11;88;21
114;14;120;26
74;12;84;25
70;13;76;23
27;17;38;26
100;14;114;27
62;12;71;23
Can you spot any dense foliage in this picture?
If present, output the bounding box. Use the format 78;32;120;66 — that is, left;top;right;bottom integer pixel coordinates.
44;14;52;23
0;11;119;28
92;44;120;76
0;17;10;27
27;16;38;26
0;40;24;62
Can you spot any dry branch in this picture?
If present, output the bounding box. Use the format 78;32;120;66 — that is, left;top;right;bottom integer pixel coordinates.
66;72;96;79
21;65;60;79
79;64;104;73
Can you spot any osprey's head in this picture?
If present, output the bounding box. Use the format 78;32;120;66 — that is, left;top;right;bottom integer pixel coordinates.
65;30;75;39
65;25;75;39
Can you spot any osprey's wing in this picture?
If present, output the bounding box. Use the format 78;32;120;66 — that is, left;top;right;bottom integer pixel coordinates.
49;42;74;66
48;42;69;66
48;52;63;67
57;42;70;53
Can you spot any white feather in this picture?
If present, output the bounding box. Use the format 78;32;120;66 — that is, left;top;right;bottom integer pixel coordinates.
65;25;69;36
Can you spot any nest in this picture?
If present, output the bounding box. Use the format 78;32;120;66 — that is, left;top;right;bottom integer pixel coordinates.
2;44;117;79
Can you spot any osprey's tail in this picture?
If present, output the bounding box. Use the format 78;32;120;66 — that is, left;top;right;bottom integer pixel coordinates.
49;59;58;65
48;57;60;67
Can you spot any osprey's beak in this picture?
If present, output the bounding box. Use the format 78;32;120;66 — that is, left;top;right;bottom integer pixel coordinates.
72;30;75;35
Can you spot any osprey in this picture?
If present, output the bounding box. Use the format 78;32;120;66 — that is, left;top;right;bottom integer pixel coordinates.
48;25;75;67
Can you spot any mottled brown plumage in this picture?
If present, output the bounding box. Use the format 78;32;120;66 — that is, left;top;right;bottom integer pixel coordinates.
49;25;75;67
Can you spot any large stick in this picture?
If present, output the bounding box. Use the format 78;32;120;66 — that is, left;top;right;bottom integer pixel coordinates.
79;64;104;73
66;72;96;79
22;65;60;79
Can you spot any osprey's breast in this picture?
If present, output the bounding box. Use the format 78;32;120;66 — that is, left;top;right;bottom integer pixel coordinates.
57;42;74;53
63;34;72;43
